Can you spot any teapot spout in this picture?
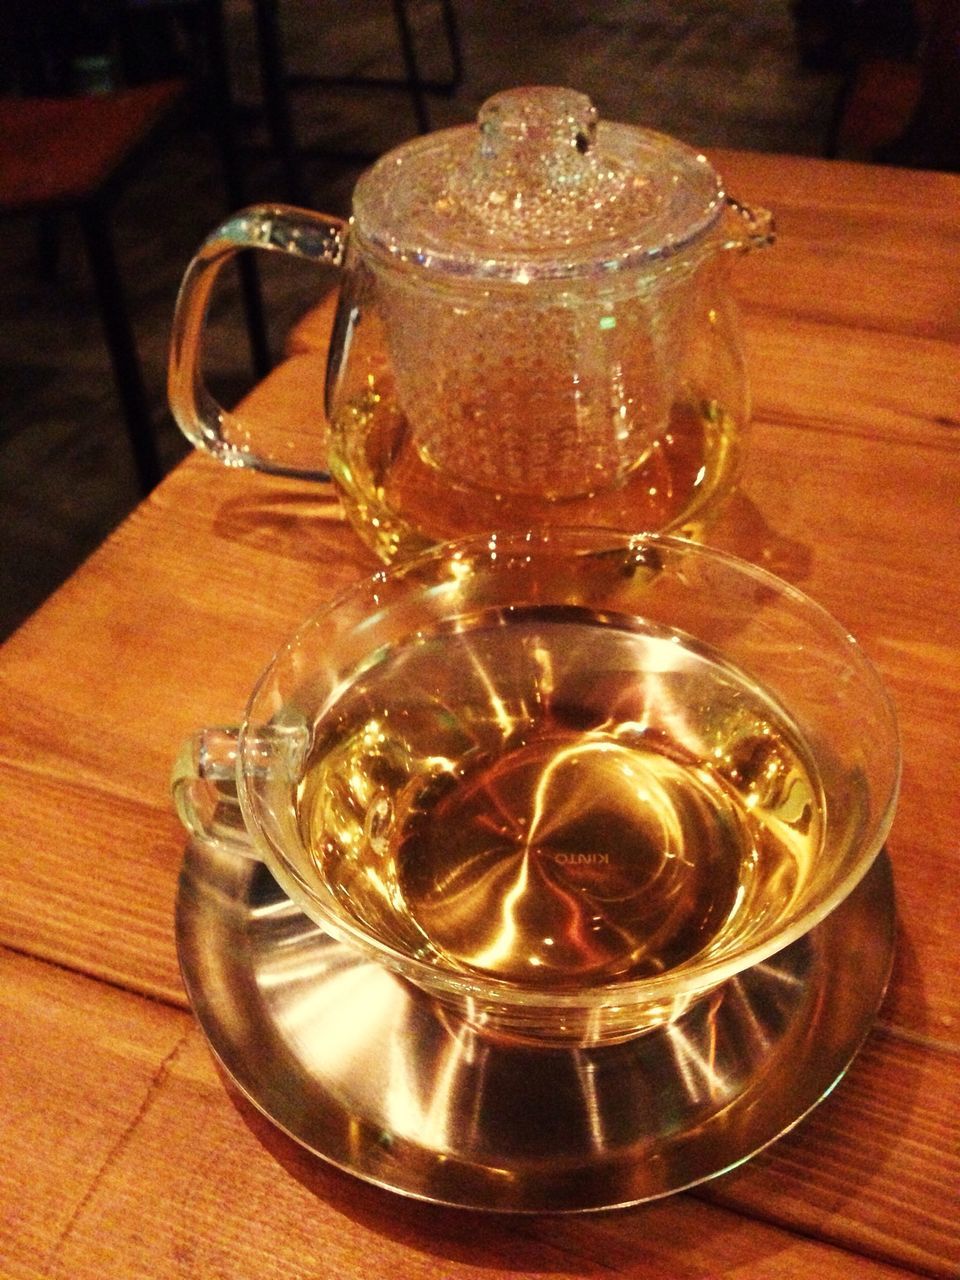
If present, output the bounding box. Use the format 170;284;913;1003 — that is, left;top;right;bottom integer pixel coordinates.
722;196;776;252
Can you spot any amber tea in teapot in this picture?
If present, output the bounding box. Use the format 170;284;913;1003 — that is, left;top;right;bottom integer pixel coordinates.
292;601;824;990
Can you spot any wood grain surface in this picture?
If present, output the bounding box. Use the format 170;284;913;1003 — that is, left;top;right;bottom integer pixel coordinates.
1;150;958;1279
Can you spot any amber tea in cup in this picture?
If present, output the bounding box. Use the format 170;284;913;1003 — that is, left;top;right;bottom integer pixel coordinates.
293;607;821;990
174;530;899;1045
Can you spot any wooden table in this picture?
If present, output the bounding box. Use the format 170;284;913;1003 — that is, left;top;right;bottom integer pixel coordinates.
1;149;958;1278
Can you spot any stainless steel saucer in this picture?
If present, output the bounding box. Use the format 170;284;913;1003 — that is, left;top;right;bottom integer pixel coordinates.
175;842;895;1212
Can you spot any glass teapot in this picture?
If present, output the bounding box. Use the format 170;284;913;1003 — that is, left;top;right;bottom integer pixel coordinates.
169;87;773;562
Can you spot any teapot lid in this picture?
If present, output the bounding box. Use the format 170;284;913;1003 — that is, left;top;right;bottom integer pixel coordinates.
352;86;725;282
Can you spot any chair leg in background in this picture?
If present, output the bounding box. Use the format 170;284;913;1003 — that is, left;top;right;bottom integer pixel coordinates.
390;0;432;133
251;0;310;205
199;0;274;378
79;203;164;495
438;0;464;89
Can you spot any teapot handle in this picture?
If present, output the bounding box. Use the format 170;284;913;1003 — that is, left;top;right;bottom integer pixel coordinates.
168;204;346;480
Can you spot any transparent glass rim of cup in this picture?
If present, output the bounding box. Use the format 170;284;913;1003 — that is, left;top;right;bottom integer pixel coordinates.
236;528;901;1012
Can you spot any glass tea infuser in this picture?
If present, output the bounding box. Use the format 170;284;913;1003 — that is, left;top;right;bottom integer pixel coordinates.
169;87;774;560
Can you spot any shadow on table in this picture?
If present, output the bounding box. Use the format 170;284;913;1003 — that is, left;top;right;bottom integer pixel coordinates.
210;482;377;580
708;490;814;587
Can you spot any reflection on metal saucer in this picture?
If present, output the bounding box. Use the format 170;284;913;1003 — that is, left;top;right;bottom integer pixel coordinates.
175;842;894;1213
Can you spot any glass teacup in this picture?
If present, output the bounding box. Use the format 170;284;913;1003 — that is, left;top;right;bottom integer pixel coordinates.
173;530;899;1046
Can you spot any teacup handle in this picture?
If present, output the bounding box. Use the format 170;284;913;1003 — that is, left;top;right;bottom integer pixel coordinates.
168;204;347;479
172;726;260;859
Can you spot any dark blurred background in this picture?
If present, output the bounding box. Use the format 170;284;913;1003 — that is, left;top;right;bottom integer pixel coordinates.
0;0;954;639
